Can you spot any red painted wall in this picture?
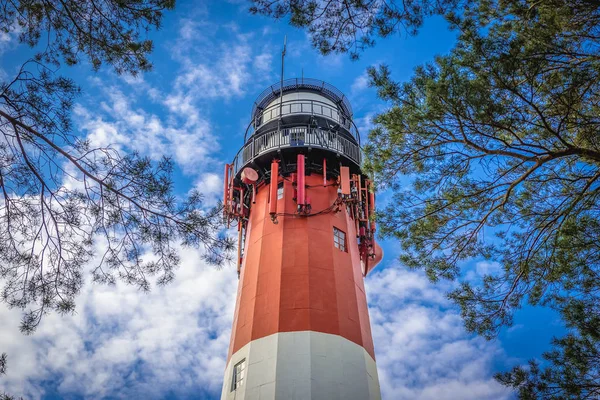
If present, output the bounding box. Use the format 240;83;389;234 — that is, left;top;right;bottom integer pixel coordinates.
227;174;376;362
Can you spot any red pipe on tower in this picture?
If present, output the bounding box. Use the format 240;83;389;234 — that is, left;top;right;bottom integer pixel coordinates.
228;168;234;207
340;166;350;195
269;160;279;216
323;158;327;187
297;154;305;206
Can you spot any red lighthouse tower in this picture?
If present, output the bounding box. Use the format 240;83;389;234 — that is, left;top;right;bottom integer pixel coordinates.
221;78;383;400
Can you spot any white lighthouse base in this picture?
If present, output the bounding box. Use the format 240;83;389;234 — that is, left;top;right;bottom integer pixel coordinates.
220;331;381;400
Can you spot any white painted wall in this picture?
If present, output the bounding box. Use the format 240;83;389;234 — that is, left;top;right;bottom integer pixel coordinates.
260;91;342;125
265;92;337;109
221;331;381;400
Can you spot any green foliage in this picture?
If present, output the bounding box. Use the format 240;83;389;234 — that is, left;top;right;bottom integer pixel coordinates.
0;0;234;339
365;0;600;334
363;1;600;398
0;0;175;74
496;298;600;399
250;0;458;59
0;395;24;400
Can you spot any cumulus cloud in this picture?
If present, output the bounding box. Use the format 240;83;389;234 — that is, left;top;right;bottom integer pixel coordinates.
355;111;378;135
351;71;370;94
1;257;512;400
169;20;273;101
193;173;224;208
366;267;512;400
0;21;23;80
0;20;21;55
73;86;218;175
254;52;273;76
69;14;278;179
0;243;238;400
463;260;504;284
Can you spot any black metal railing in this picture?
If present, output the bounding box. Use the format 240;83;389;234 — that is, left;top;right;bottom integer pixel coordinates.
252;78;353;119
245;98;360;144
233;126;361;174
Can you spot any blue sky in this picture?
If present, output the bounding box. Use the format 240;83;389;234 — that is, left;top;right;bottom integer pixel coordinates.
0;1;564;399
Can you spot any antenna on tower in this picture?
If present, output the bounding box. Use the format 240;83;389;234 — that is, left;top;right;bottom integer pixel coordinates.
279;35;287;122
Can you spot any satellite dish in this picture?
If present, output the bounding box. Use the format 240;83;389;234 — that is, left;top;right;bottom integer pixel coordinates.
241;167;259;184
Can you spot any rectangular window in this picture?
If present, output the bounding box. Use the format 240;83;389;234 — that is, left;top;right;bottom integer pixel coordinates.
277;182;284;199
333;227;347;252
231;358;246;392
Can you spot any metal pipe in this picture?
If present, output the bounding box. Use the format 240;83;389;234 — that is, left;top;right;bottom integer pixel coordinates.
323;158;327;187
340;166;350;195
269;160;279;216
297;154;306;206
236;223;243;278
279;36;287;121
228;168;234;207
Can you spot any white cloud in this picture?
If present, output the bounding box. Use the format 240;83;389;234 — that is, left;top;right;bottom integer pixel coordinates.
317;52;344;69
463;260;503;283
0;20;21;55
476;261;502;276
169;21;272;102
0;243;238;400
355;111;377;134
178;18;202;41
366;267;512;400
1;259;513;400
254;52;273;76
69;15;277;184
193;172;223;208
0;21;23;80
351;71;370;94
285;38;310;59
74;86;218;174
261;25;274;37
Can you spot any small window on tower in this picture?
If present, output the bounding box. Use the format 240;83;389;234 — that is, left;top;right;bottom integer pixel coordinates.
333;227;347;252
231;358;246;392
277;182;284;199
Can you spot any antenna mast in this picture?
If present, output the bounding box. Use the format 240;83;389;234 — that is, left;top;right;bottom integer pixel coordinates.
279;35;287;123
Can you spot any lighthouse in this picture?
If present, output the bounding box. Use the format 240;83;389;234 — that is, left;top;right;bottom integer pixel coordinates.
221;77;383;400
